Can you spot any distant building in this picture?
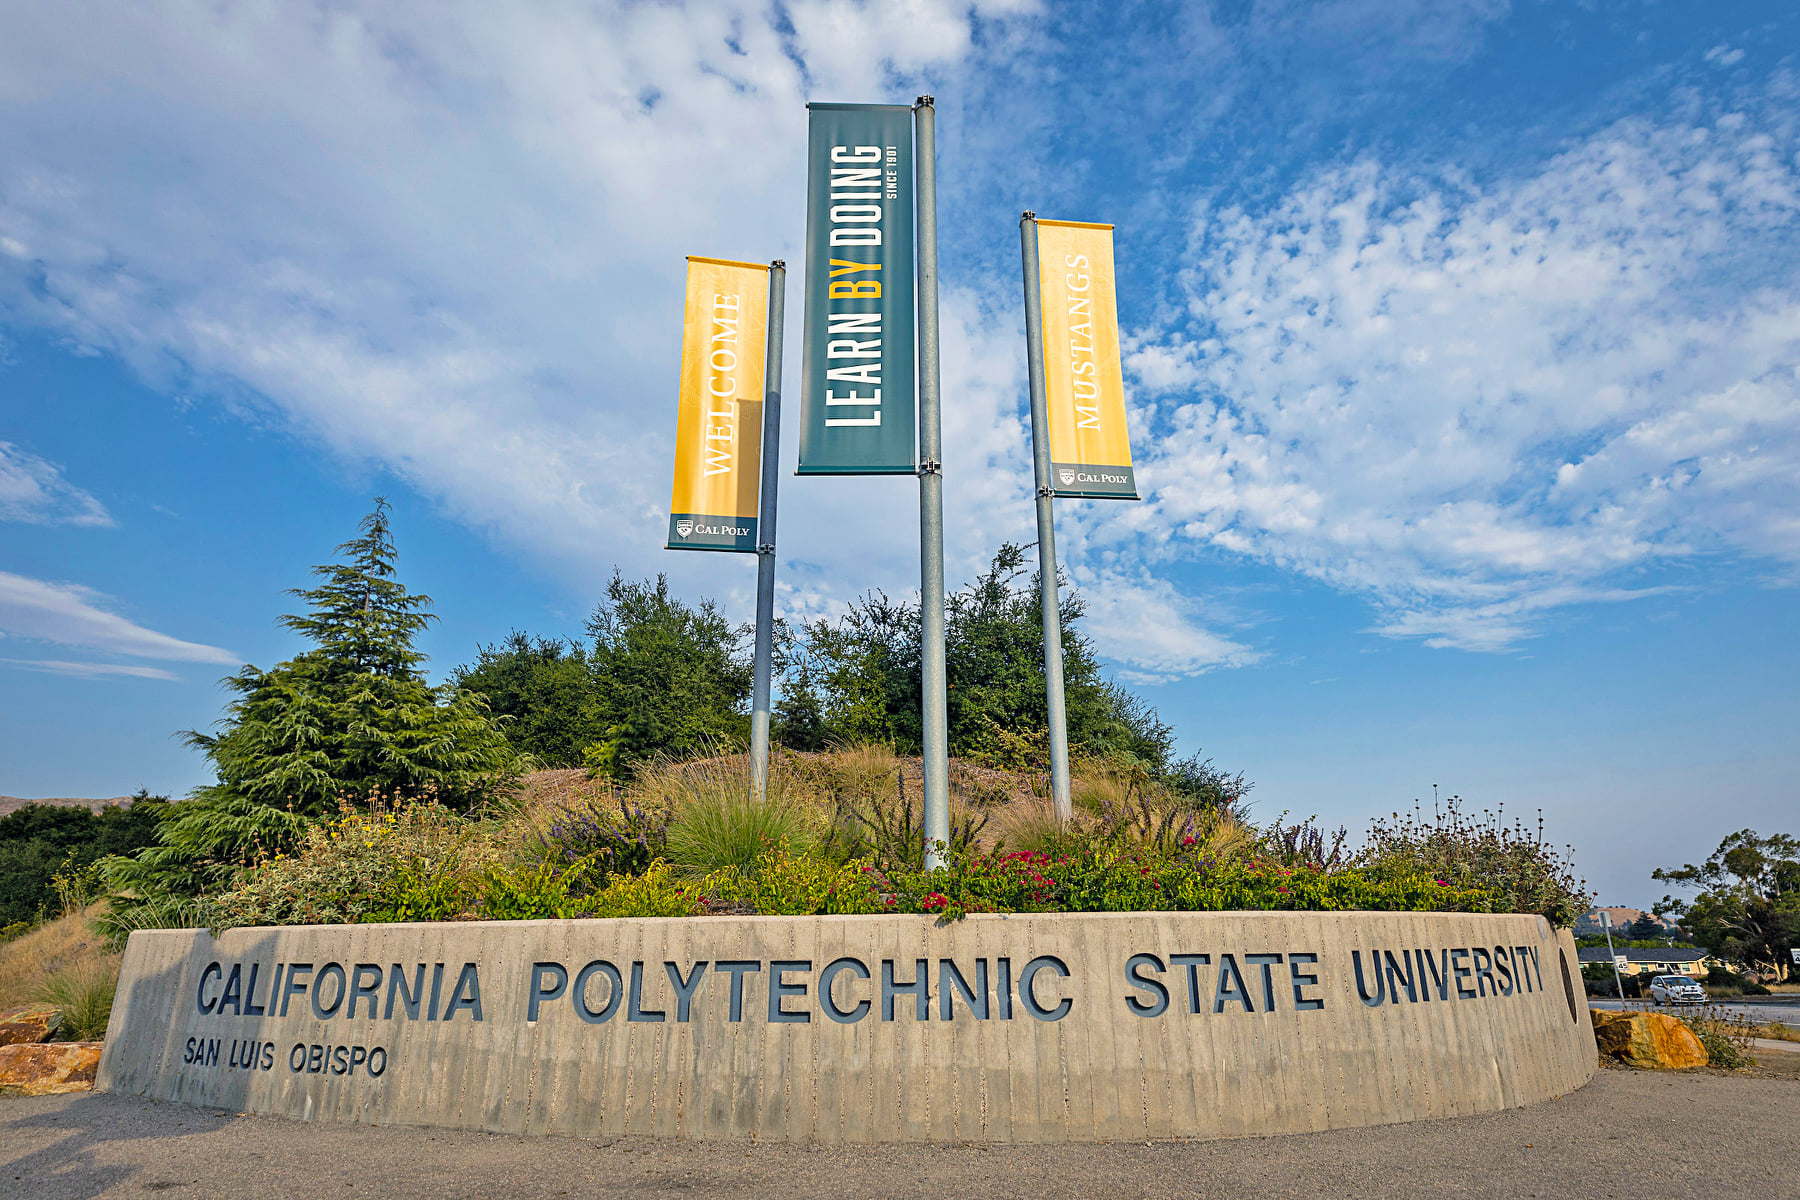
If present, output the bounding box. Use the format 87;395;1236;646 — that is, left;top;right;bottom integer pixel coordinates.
1576;946;1714;977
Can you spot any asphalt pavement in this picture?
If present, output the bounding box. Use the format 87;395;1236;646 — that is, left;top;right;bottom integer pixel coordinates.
1589;997;1800;1026
4;1062;1799;1200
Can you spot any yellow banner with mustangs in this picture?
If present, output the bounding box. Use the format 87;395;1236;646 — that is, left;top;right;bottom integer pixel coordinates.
668;257;769;552
1035;220;1138;499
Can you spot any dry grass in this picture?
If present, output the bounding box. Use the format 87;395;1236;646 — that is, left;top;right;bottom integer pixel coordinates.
0;902;112;1013
988;792;1086;854
498;747;1255;866
500;768;625;847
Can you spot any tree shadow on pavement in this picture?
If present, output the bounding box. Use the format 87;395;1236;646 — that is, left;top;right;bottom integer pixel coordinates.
1;1094;233;1199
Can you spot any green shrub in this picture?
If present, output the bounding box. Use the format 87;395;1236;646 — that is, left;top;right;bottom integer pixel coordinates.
479;858;596;920
534;792;666;880
203;803;489;932
365;857;482;924
705;849;883;916
587;861;702;918
34;957;120;1041
1680;1008;1755;1068
1168;859;1494;914
876;848;1063;918
870;841;1496;922
478;856;701;920
1360;798;1589;926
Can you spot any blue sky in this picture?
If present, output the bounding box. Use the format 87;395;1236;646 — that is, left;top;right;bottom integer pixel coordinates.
2;1;1795;908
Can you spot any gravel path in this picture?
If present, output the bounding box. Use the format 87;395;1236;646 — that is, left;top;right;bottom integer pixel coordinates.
5;1062;1799;1200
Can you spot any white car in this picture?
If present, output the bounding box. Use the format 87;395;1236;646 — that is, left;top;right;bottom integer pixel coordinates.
1648;974;1707;1006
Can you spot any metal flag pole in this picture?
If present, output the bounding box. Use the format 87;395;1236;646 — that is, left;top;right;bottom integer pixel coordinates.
749;260;788;805
1018;214;1072;823
1601;909;1629;1008
915;96;950;869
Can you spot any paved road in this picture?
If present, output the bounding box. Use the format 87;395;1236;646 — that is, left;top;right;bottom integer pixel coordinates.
4;1065;1798;1200
1589;997;1800;1026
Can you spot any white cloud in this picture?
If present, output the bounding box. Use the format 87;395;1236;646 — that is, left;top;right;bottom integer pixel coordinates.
1073;569;1260;684
0;0;1034;599
0;0;1221;676
0;571;237;663
11;2;1780;674
0;0;1239;679
1119;87;1800;649
0;658;180;681
0;442;112;526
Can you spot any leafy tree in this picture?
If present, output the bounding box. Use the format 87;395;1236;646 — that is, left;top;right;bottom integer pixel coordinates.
582;572;751;777
775;544;1219;786
1626;913;1665;941
768;629;831;752
1161;752;1253;812
1574;936;1698;949
1654;830;1800;979
0;838;61;927
451;574;754;778
450;546;1246;799
105;500;519;901
451;633;600;767
0;795;168;925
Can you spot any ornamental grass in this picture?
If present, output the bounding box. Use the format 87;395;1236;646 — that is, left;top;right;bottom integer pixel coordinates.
147;745;1586;932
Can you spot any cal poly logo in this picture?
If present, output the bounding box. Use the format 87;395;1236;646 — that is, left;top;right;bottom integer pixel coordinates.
1057;468;1076;486
675;519;694;538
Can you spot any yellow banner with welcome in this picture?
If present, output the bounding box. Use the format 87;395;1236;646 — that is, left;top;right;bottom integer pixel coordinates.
668;257;769;551
1035;220;1137;499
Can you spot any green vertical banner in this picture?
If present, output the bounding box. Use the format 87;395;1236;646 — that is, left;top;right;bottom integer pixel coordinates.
798;103;916;475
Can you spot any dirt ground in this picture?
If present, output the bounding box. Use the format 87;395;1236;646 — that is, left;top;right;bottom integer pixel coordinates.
4;1056;1798;1200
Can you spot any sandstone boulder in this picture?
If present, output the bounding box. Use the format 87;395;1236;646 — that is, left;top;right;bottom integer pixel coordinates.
0;1041;103;1095
1591;1010;1709;1069
0;1006;63;1046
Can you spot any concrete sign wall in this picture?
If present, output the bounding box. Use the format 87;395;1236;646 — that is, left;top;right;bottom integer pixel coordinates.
98;911;1595;1144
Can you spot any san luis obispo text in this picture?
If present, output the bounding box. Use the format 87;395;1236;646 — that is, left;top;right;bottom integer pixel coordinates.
180;942;1550;1081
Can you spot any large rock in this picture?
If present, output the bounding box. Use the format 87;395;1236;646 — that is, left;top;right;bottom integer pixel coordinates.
1591;1010;1709;1069
0;1042;102;1095
0;1006;63;1046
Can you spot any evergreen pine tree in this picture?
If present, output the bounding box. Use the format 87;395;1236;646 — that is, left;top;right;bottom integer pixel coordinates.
279;498;432;678
104;500;519;904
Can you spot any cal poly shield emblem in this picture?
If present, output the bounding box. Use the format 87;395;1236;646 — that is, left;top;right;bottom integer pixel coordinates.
675;519;694;538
